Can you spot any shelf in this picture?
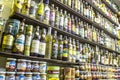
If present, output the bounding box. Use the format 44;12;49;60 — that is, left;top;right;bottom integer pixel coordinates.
102;0;118;14
11;12;120;54
84;0;118;27
0;51;79;67
49;0;119;39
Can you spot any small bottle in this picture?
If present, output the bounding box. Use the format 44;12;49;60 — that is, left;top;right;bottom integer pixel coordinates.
59;9;64;30
12;19;25;54
30;26;40;56
62;36;68;61
50;4;55;26
45;27;52;59
57;35;63;60
51;31;58;59
55;7;60;28
39;28;46;57
63;10;68;32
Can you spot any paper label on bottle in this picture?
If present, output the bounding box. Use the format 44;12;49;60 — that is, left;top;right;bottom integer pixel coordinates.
63;48;68;57
38;4;44;15
3;35;14;46
52;43;58;58
58;44;63;58
59;16;64;26
39;42;46;55
64;17;68;29
25;35;32;46
31;40;40;53
55;15;59;26
16;75;25;80
80;28;84;38
50;11;55;21
15;34;25;52
76;27;79;35
0;75;5;80
68;19;71;31
44;10;50;21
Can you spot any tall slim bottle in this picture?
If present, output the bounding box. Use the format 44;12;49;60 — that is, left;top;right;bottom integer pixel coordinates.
50;4;55;27
55;7;60;28
68;14;72;33
63;10;68;32
45;27;52;59
68;37;72;62
30;26;40;56
59;9;64;30
72;39;76;63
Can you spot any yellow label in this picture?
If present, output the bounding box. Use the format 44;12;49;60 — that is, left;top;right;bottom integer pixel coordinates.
3;35;14;46
15;0;24;9
37;3;44;15
48;78;59;80
62;53;68;57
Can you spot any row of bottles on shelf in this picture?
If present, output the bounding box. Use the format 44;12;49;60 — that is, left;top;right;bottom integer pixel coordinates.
1;58;120;80
1;18;120;66
14;0;119;35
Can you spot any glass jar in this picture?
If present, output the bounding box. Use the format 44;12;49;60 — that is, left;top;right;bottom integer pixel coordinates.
31;61;39;72
16;72;25;80
17;59;27;72
0;71;5;80
6;72;15;80
25;72;32;80
40;73;46;80
39;62;47;73
32;72;40;80
6;58;16;71
26;60;31;72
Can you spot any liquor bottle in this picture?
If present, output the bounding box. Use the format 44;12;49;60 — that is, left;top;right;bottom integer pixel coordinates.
24;25;33;56
2;24;14;52
68;13;72;33
72;39;76;63
83;0;86;16
55;7;59;28
37;0;44;21
63;10;68;32
50;4;55;27
85;2;89;18
67;0;71;7
39;28;46;57
84;22;88;39
60;0;63;3
62;36;68;61
57;35;63;60
74;0;78;11
59;9;64;30
30;26;40;56
71;0;74;9
12;19;25;54
71;15;75;34
43;0;50;25
79;21;84;38
80;0;84;15
75;17;79;35
68;37;72;62
77;0;80;13
76;40;80;62
45;27;52;59
51;31;58;59
64;0;67;5
21;1;29;15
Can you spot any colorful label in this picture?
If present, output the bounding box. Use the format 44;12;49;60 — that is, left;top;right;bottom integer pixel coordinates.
50;11;55;21
52;43;58;58
31;40;40;53
44;10;50;21
33;75;40;80
39;63;47;73
17;62;26;71
64;17;68;29
3;35;14;46
14;34;25;52
39;42;46;55
55;14;60;26
58;44;63;58
62;48;68;57
6;76;15;80
6;61;16;69
0;75;5;80
25;35;32;46
37;3;44;15
16;75;25;80
80;28;84;38
68;19;71;31
59;16;64;26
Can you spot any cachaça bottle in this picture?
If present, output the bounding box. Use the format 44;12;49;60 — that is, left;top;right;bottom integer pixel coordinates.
37;0;44;21
12;19;25;54
55;7;60;28
67;0;71;7
2;24;14;52
68;37;72;62
43;0;50;25
59;9;64;30
68;13;72;33
39;28;46;58
63;10;68;32
24;25;33;56
72;39;76;63
51;31;58;59
71;15;76;34
62;36;68;61
57;35;63;60
30;26;40;56
50;4;55;27
75;17;79;35
76;40;80;62
45;27;52;59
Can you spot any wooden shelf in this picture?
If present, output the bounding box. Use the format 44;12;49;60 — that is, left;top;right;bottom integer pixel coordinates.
50;0;119;39
102;0;118;14
84;0;118;27
11;12;120;54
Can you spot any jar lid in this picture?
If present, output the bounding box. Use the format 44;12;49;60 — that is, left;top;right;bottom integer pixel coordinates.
33;72;40;74
17;72;25;74
26;60;31;62
17;59;27;62
31;61;39;63
0;71;6;74
39;61;46;64
6;72;15;74
25;72;32;75
7;58;16;61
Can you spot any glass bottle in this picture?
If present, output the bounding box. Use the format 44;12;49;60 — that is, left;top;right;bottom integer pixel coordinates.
68;13;72;33
67;0;71;7
43;0;50;25
12;19;25;54
79;21;84;38
51;31;58;59
59;9;64;30
57;35;63;60
39;28;46;58
37;0;44;21
24;25;33;56
77;0;80;13
72;39;76;63
50;4;55;27
84;22;88;39
55;7;59;28
30;26;40;56
80;0;84;15
62;36;68;61
71;0;74;9
68;37;72;62
2;24;14;52
63;10;68;32
45;27;52;59
75;17;79;35
71;15;75;34
76;40;80;62
74;0;78;11
64;0;67;5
